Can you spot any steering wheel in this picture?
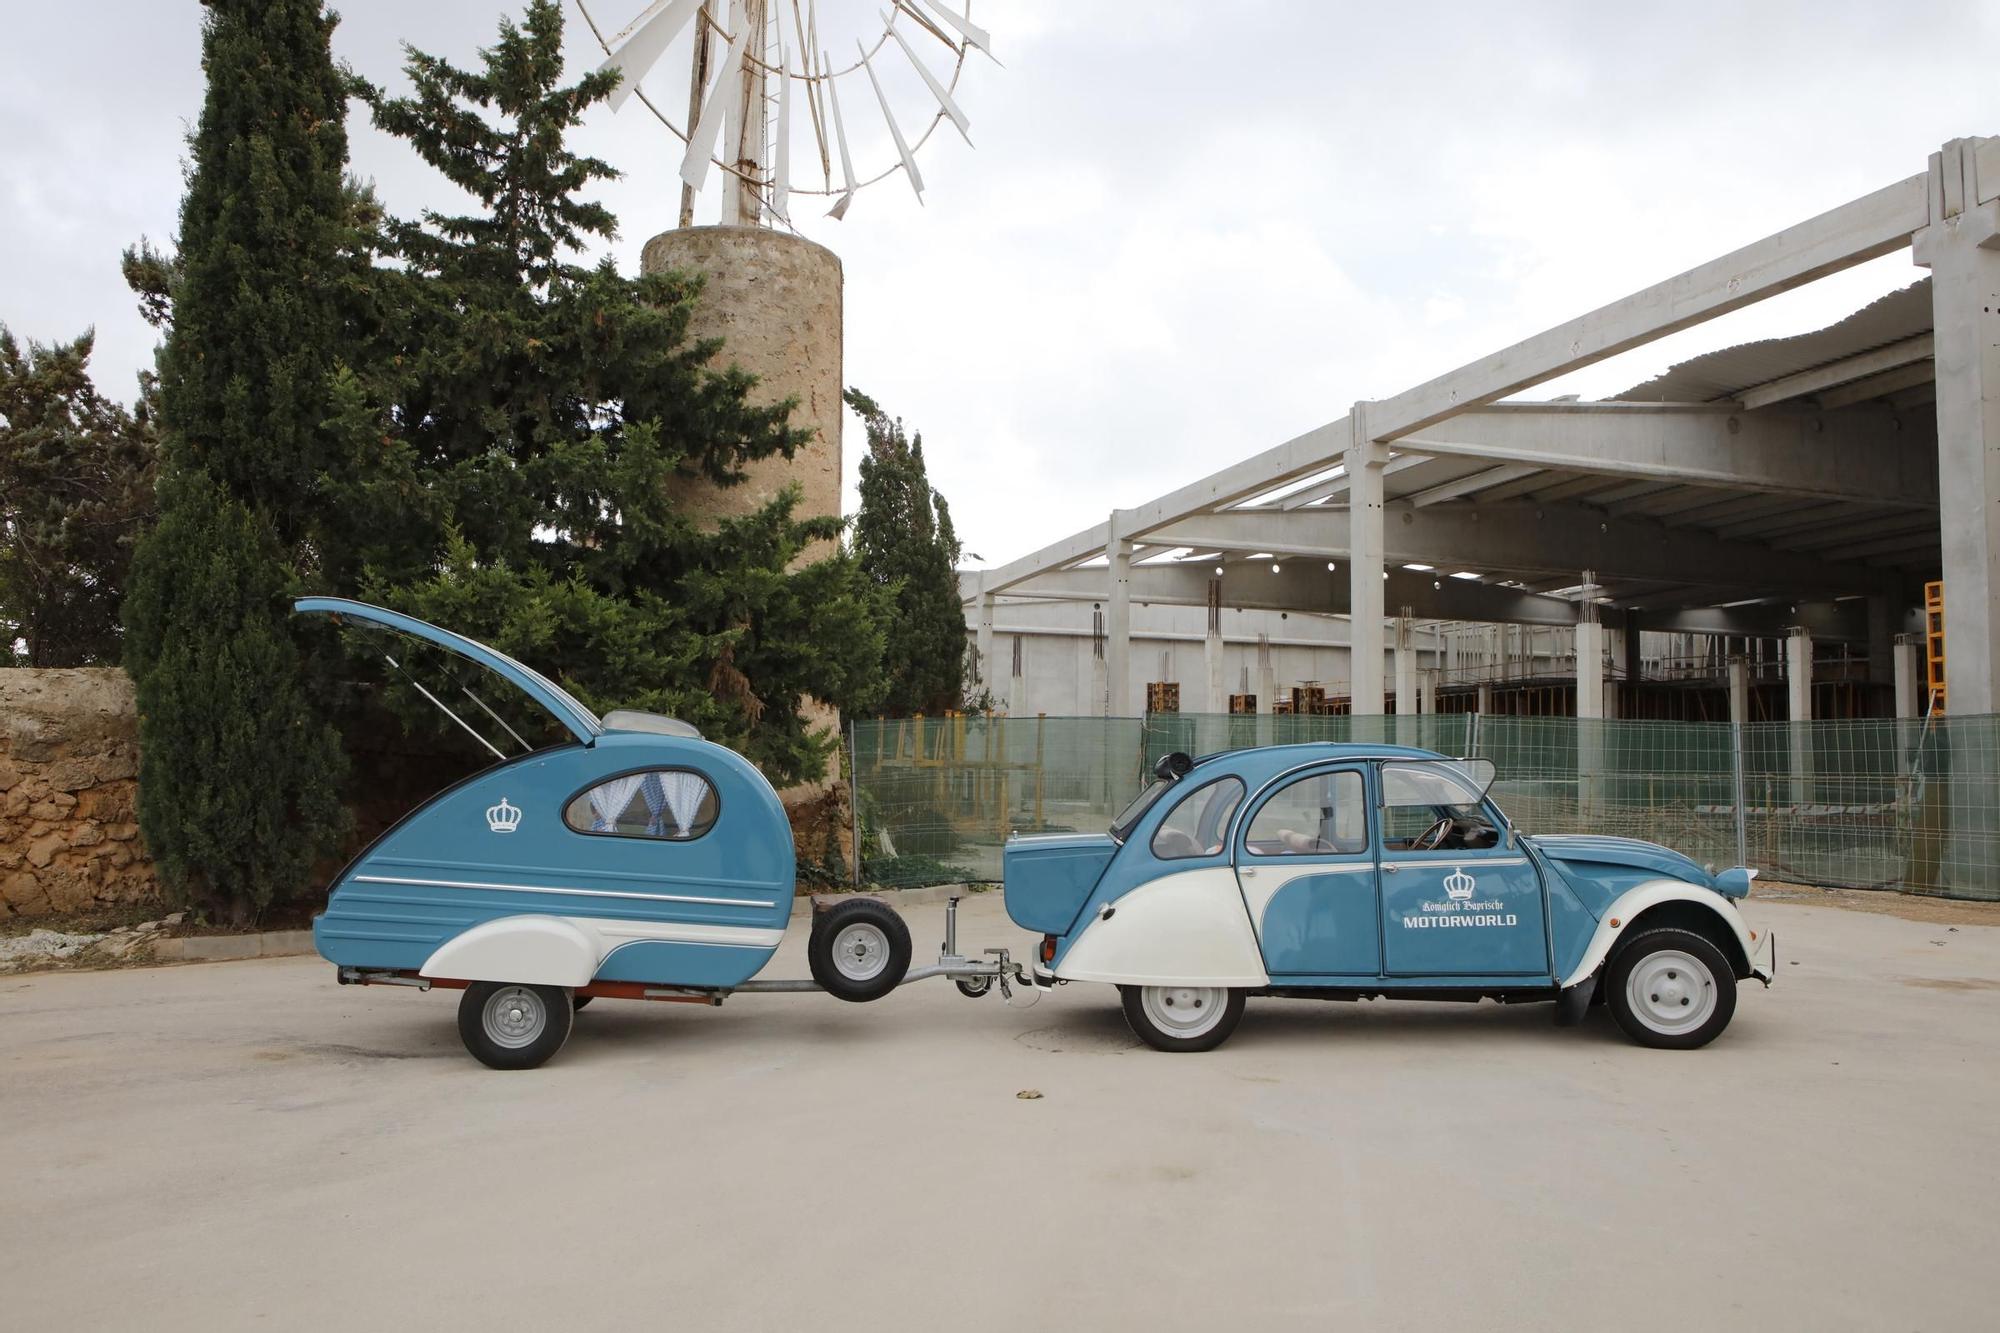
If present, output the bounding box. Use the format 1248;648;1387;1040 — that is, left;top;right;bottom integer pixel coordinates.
1413;816;1453;851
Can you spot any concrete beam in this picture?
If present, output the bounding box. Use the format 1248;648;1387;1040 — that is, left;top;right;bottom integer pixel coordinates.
1815;360;1937;411
1398;403;1938;509
1371;171;1931;440
1737;333;1933;409
1001;563;1587;629
1632;599;1873;642
1144;499;1897;596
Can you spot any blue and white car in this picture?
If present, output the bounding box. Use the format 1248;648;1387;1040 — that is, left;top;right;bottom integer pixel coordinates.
1004;745;1774;1052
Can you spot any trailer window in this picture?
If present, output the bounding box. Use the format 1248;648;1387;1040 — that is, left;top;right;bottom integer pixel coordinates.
564;770;718;841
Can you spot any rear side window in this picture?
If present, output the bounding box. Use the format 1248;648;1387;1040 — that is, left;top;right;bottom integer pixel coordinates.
1244;770;1368;856
1150;777;1246;861
565;770;719;841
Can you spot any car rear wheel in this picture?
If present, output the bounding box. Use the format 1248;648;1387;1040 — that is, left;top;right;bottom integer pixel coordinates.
1120;984;1245;1052
1606;927;1736;1050
458;981;575;1070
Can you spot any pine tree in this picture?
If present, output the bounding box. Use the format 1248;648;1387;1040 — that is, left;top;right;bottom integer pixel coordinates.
344;1;884;784
122;0;356;921
846;389;968;716
0;328;155;666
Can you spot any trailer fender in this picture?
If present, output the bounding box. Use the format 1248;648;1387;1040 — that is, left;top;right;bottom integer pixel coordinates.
1558;881;1756;989
422;915;598;988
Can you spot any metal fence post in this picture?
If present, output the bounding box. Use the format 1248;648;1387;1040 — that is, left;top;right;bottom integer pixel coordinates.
1731;720;1749;871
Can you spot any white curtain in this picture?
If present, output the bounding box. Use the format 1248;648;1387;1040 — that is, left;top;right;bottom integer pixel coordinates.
655;771;710;836
587;774;647;832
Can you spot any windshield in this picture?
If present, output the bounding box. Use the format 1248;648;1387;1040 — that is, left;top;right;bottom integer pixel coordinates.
1109;777;1176;844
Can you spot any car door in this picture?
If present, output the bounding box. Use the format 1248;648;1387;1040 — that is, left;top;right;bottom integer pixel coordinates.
1375;759;1550;978
1235;764;1381;978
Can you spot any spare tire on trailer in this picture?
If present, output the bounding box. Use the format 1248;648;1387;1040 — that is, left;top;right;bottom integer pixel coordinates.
808;897;912;1002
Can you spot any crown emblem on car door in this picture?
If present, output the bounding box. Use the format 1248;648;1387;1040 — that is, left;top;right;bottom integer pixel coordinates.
1443;866;1476;900
486;797;522;833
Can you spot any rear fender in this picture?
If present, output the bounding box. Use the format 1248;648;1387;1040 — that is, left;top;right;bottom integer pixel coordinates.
421;914;597;987
1054;867;1269;988
1559;881;1755;989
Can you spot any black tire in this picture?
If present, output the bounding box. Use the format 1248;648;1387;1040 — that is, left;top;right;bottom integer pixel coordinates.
808;898;912;1002
571;994;594;1012
1119;984;1246;1053
1605;927;1737;1050
457;981;575;1070
954;976;993;999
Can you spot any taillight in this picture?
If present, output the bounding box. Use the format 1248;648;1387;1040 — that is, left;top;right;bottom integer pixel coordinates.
1040;934;1057;964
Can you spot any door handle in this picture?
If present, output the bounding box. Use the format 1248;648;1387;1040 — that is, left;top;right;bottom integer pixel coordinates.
1241;867;1257;878
1381;863;1399;874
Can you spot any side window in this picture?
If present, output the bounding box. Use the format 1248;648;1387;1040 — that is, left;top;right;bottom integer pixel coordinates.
564;770;719;841
1150;777;1246;861
1244;770;1368;857
1380;759;1500;851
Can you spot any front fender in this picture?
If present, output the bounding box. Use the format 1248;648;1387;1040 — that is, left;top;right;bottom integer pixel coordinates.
1558;881;1758;989
1054;867;1269;988
421;914;598;987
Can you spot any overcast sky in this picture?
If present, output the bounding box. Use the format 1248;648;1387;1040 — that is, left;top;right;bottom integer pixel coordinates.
4;1;1996;569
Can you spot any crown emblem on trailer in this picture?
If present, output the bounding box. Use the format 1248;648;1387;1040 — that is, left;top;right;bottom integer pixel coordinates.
486;798;522;834
1443;866;1477;901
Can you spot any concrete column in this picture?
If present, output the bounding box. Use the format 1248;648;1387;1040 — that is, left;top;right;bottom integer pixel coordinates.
1256;634;1277;717
1728;655;1750;726
1345;403;1387;715
1418;669;1437;716
1106;510;1132;717
1893;633;1922;720
1915;139;2000;715
1394;614;1417;716
1009;635;1027;717
1476;683;1492;714
1787;625;1814;805
1204;583;1226;714
1575;619;1605;719
974;580;995;692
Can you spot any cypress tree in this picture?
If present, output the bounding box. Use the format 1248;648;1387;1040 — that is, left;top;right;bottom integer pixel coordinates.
343;1;885;784
846;389;968;716
0;328;155;666
122;0;356;921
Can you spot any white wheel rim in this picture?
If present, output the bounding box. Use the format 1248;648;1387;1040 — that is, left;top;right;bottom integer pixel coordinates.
831;923;890;982
1140;986;1228;1039
1625;949;1717;1036
483;986;547;1049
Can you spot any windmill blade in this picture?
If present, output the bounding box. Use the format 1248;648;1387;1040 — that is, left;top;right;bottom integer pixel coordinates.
790;0;830;179
601;0;705;112
918;0;997;63
883;10;971;144
890;0;959;53
857;38;923;202
823;46;857;219
680;19;749;192
772;46;793;223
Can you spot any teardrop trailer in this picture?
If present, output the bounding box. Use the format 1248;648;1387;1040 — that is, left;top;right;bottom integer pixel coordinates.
297;597;1044;1070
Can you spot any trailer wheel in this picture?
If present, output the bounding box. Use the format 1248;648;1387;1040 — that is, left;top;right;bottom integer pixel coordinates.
808;898;912;1002
1120;984;1246;1052
955;976;993;998
458;982;575;1070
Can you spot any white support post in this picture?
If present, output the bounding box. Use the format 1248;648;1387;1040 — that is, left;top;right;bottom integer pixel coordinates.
1575;621;1605;720
1476;683;1492;714
1915;138;2000;715
1346;404;1387;715
1418;668;1437;716
1394;614;1417;716
1106;510;1132;717
1009;635;1027;717
1576;593;1605;817
1892;633;1922;720
1728;655;1751;726
974;576;995;692
1256;634;1277;717
1787;625;1814;806
1203;581;1226;714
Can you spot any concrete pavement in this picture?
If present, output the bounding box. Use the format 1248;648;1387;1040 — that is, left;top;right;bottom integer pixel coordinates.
3;893;1997;1331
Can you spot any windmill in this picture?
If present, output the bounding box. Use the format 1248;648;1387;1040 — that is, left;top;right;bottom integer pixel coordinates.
575;0;996;229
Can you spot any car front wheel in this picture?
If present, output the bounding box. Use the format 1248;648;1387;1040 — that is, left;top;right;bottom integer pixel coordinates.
1605;927;1737;1050
1119;984;1246;1052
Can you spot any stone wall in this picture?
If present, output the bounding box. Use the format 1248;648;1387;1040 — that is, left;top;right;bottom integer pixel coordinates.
0;669;157;919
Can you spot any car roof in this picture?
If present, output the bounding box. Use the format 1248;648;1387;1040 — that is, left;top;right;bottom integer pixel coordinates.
1190;741;1449;770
